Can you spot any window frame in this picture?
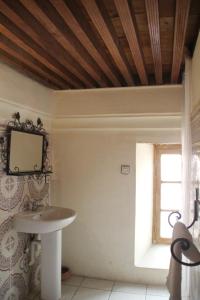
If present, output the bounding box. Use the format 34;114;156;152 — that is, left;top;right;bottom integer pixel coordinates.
153;144;182;244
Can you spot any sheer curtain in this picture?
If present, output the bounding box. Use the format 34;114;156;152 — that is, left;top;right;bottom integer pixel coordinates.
181;58;192;298
182;58;200;299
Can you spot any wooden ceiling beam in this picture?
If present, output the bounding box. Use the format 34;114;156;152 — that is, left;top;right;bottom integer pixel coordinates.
0;50;60;90
171;0;191;83
0;0;198;89
114;0;148;85
20;0;110;88
14;0;97;88
0;3;84;88
1;0;94;88
64;0;126;86
1;25;75;88
0;42;64;90
81;0;134;86
0;20;82;90
49;0;121;87
145;0;162;84
0;34;69;89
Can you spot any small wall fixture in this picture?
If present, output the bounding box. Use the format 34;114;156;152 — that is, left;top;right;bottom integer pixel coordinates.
121;164;130;175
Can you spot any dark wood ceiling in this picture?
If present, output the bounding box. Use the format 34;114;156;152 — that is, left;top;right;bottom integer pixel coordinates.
0;0;199;90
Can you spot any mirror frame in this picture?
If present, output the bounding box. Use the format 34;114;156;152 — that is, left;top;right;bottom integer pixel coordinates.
6;127;46;176
0;112;52;177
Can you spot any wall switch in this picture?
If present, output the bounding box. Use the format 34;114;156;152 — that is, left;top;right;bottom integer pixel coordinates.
121;164;130;175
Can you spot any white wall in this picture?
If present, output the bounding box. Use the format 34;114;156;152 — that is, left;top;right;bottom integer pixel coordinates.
191;33;200;109
51;84;183;285
188;32;200;300
0;62;53;296
54;85;183;116
0;62;184;285
135;144;153;266
0;62;54;135
0;62;54;118
52;127;181;285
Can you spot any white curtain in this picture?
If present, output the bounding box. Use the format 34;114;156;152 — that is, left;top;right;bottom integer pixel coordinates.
181;58;192;298
182;58;200;299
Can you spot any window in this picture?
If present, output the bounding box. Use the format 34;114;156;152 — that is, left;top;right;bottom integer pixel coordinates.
153;144;182;244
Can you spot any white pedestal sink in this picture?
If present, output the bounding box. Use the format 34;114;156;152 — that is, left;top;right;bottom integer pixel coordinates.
14;206;76;300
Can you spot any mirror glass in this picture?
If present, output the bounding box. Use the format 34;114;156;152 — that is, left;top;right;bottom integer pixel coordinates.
8;129;44;174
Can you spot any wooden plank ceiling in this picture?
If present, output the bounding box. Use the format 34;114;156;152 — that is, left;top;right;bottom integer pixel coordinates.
0;0;199;90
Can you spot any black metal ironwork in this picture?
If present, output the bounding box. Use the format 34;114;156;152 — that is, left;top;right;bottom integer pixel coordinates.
0;112;52;178
169;188;200;267
0;136;7;167
168;211;182;228
171;237;200;267
168;188;200;229
7;112;45;133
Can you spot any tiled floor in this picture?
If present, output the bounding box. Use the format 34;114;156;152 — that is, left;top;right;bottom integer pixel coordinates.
30;276;170;299
60;276;170;300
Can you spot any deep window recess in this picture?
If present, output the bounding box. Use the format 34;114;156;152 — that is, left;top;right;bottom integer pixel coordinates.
153;144;182;244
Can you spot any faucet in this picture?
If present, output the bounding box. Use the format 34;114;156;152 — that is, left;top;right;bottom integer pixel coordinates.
28;201;45;211
32;202;39;211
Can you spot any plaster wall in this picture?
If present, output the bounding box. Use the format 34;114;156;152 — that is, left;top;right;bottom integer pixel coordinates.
0;63;51;297
54;85;183;117
191;33;200;109
0;61;184;287
0;62;54;117
135;143;154;265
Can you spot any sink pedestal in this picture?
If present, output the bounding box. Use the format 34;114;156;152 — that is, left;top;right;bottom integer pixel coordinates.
14;206;76;300
41;230;62;300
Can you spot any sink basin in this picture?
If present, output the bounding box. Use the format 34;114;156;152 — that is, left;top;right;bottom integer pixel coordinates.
14;206;76;234
14;206;76;300
14;205;76;300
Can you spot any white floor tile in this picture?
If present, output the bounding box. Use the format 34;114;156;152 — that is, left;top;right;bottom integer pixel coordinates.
113;282;146;295
109;291;146;300
62;275;84;287
61;285;78;300
81;277;114;291
146;296;169;300
147;285;169;296
72;287;110;300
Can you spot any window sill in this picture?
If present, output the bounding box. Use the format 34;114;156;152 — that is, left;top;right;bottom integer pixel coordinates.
135;244;170;270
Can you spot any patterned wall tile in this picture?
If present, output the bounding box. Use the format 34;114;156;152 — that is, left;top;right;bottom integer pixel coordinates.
9;177;25;214
0;217;26;271
0;128;50;298
19;194;31;212
0;173;11;212
0;174;24;212
0;212;11;294
0;273;27;300
0;269;10;291
0;178;49;297
28;177;49;202
0;215;12;272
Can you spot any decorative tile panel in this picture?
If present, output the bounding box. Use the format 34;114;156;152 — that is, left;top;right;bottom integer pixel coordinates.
0;174;24;212
0;128;50;298
0;217;28;271
28;177;49;201
0;273;27;300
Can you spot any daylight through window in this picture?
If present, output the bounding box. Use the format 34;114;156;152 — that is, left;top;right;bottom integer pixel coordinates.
153;144;182;244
